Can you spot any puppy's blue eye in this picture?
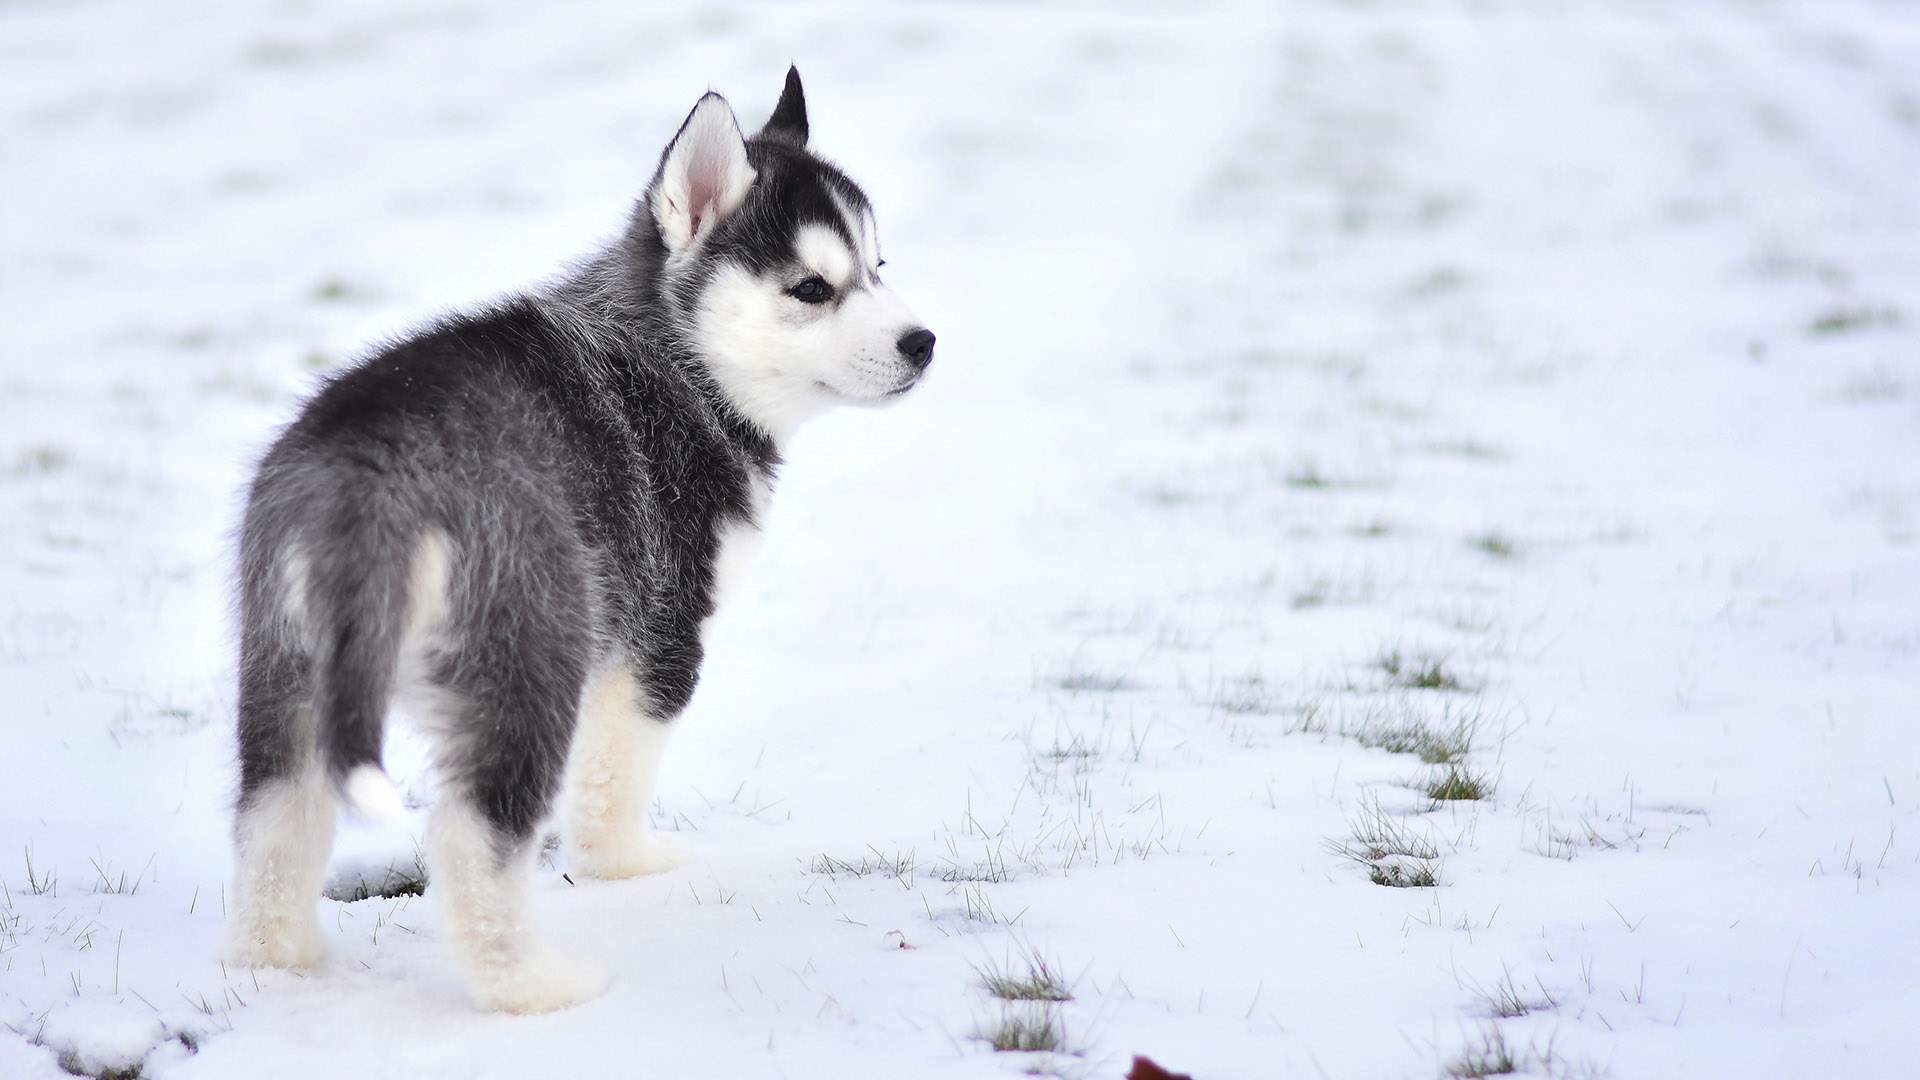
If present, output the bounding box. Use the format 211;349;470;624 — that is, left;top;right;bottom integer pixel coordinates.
790;277;832;304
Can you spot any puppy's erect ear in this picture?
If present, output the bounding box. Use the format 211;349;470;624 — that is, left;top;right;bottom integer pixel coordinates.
651;92;755;253
759;66;808;146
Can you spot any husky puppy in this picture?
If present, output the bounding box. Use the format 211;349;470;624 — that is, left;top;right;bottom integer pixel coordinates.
223;69;933;1013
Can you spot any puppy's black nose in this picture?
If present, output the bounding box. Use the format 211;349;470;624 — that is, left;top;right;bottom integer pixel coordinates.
897;328;936;370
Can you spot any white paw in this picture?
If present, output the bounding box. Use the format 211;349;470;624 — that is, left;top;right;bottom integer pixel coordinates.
469;948;610;1015
571;831;692;880
222;914;328;970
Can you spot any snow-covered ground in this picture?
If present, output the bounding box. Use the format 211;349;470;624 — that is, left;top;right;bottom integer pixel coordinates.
4;1;1918;1076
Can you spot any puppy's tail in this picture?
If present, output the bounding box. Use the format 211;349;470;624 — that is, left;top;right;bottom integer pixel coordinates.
341;763;407;820
309;497;416;823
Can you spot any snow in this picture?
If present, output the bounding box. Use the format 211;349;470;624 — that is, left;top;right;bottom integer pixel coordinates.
3;1;1918;1077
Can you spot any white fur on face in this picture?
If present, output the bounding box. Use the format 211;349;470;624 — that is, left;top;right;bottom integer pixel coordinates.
695;221;925;443
830;189;882;275
796;223;858;291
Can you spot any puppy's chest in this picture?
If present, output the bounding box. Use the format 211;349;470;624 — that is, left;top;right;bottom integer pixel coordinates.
703;478;770;625
707;516;762;618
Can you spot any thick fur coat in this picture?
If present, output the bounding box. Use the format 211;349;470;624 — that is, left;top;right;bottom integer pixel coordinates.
223;69;933;1013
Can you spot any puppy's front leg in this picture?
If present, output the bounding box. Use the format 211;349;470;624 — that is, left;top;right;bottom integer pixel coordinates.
563;662;689;879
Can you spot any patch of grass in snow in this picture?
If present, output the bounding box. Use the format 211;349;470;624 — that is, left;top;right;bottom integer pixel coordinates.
1037;732;1100;763
1329;798;1442;888
1369;860;1437;889
1471;968;1557;1019
1286;698;1330;736
938;852;1014;885
1289;696;1484;765
325;849;429;901
959;883;1027;927
974;1003;1076;1055
1375;647;1473;693
1446;1027;1520;1077
1047;664;1136;694
1200;679;1318;747
809;848;917;888
310;276;370;303
1807;305;1900;336
933;789;1176;892
12;445;72;476
21;847;58;896
1526;815;1648;861
977;947;1074;1003
1424;602;1499;635
1445;1027;1605;1080
1424;764;1493;803
1290;573;1374;610
1208;673;1285;717
1283;462;1338;489
1030;722;1122;773
1467;531;1518;560
1348;518;1394;539
89;855;153;896
301;350;338;371
1379;720;1477;766
0;886;26;954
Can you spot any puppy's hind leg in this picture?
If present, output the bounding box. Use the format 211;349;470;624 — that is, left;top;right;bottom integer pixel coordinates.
427;792;608;1013
425;656;608;1013
225;627;336;970
563;661;688;880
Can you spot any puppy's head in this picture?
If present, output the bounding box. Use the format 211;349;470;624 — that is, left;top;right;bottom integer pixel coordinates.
648;69;933;440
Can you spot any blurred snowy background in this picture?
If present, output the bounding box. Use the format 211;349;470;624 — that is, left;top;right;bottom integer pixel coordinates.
3;1;1918;1077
